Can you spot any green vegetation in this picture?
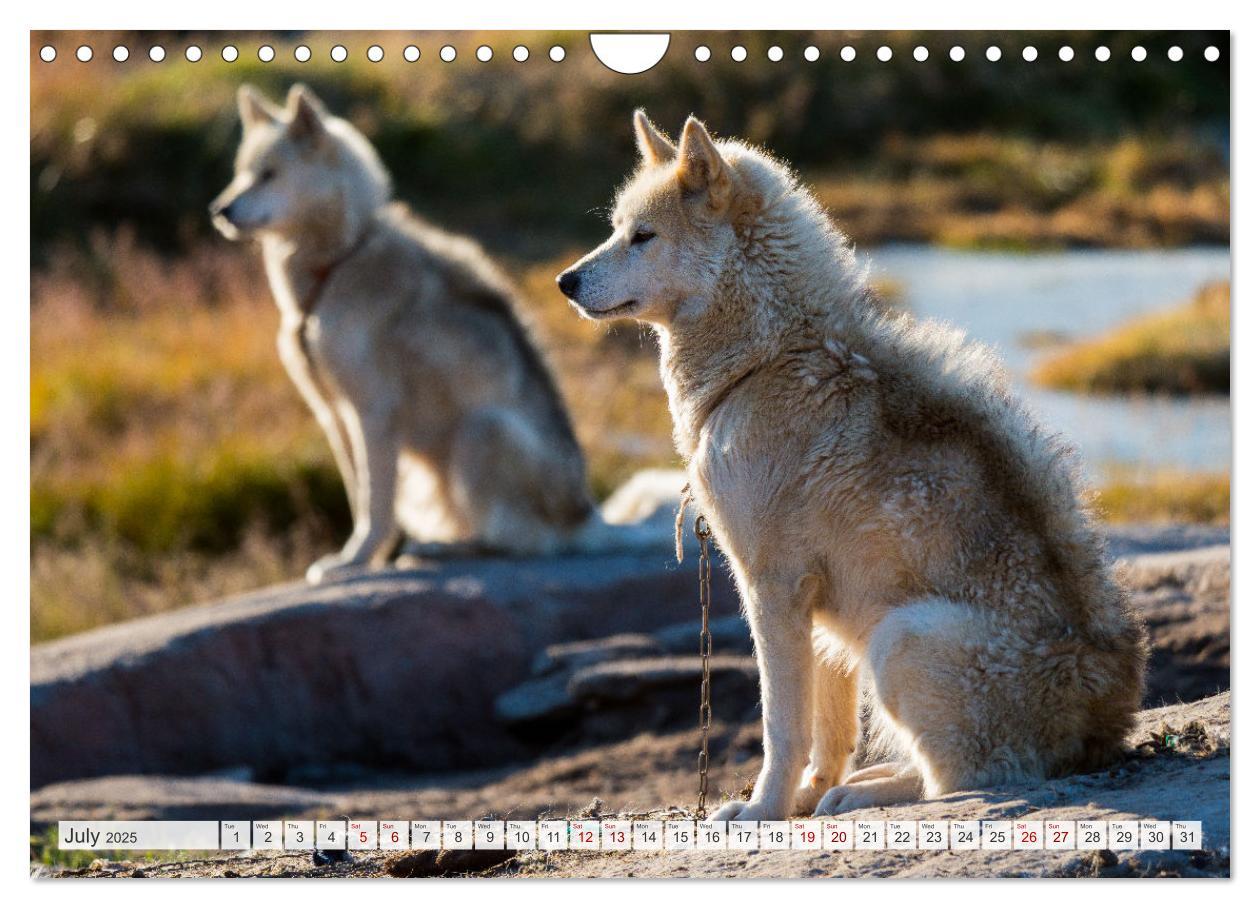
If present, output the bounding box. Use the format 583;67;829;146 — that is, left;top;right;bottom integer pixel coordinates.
1093;471;1230;525
30;237;347;640
1032;281;1229;394
32;29;1228;258
29;29;1230;641
29;237;673;641
815;134;1227;250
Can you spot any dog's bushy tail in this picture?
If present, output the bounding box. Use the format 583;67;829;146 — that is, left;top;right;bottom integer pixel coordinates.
570;513;675;555
567;467;689;555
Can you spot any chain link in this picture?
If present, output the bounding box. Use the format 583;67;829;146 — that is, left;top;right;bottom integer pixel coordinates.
695;513;713;819
677;483;714;819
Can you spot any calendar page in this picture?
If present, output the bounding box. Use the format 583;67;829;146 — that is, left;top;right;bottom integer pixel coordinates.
28;18;1231;884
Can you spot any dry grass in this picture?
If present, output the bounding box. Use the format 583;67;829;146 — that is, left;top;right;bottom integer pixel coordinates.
1031;281;1230;395
30;527;326;642
27;33;1229;639
30;234;676;641
1092;471;1230;526
31;235;341;640
31;32;1229;256
32;234;1232;643
31;231;348;554
812;135;1229;250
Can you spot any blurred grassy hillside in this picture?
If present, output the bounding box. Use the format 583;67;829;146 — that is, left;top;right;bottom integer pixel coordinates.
1032;281;1230;395
32;29;1229;258
30;30;1230;641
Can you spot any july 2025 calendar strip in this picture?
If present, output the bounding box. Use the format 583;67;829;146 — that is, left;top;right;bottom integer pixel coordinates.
58;819;1203;853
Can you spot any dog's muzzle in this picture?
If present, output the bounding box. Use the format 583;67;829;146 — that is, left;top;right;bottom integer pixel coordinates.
556;269;581;300
209;198;237;223
209;196;250;239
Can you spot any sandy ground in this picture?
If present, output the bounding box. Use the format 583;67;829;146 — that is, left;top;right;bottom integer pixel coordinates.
38;692;1229;879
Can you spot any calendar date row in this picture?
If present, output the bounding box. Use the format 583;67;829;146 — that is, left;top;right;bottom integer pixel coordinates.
216;818;1201;853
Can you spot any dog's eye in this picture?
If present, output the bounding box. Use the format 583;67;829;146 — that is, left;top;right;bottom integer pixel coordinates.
630;229;656;246
258;168;277;184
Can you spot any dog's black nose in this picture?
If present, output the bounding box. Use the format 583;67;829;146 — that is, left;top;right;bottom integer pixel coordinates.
210;199;234;220
557;270;581;299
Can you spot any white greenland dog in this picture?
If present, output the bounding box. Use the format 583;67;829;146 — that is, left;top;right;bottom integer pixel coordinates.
212;84;604;582
559;112;1147;820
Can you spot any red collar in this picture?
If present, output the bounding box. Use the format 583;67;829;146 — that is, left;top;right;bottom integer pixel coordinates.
300;226;375;315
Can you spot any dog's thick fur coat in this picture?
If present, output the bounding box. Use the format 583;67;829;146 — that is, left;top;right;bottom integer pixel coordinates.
213;85;594;581
559;112;1148;819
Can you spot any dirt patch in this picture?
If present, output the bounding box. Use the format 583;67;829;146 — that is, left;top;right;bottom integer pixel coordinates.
38;693;1228;879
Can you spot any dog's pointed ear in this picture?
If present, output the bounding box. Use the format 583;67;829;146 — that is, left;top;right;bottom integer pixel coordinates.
285;84;328;143
237;85;280;129
633;109;676;165
677;116;732;211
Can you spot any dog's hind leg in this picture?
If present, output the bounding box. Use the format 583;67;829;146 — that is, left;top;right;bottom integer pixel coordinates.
446;407;588;554
815;598;1052;812
794;631;860;816
842;761;904;784
813;765;924;815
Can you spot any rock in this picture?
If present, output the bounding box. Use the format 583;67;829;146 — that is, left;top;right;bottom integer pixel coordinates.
311;848;352;867
1105;524;1228;559
1123;546;1229;706
498;634;673;727
30;775;335;823
494;675;577;726
566;655;761;744
532;634;663;676
31;550;740;788
496;654;759;743
29;494;1226;788
568;656;758;704
497;541;1230;743
1124;545;1229;596
654;615;753;656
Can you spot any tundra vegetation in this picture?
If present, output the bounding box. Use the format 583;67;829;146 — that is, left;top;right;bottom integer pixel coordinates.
1032;281;1229;395
30;30;1229;640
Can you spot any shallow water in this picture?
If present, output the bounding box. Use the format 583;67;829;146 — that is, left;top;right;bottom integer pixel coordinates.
868;246;1231;478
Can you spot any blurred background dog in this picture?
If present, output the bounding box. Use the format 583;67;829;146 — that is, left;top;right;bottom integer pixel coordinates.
31;31;1228;639
211;84;597;582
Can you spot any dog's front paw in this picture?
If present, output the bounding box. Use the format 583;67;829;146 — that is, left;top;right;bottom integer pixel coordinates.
812;785;873;817
793;767;834;816
811;780;912;816
306;553;357;584
709;799;783;822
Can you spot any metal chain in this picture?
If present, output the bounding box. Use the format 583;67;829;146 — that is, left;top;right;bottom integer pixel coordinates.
695;513;714;820
677;482;714;819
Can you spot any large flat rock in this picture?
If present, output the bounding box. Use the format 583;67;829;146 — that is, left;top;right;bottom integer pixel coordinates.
1126;545;1230;706
31;524;1226;789
31;775;336;822
31;549;738;788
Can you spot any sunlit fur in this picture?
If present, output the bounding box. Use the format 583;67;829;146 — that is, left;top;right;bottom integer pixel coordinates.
560;112;1148;820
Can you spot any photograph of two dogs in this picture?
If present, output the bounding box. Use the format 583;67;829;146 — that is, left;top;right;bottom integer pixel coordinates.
211;81;1144;822
30;31;1229;877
